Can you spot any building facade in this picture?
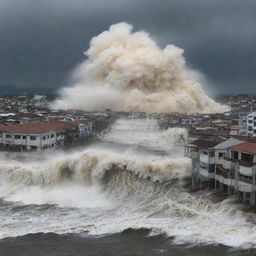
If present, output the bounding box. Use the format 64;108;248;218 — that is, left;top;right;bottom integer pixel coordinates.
246;112;256;137
186;138;256;207
0;121;77;151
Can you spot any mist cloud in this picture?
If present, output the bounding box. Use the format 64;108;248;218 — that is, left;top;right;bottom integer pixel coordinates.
53;23;229;113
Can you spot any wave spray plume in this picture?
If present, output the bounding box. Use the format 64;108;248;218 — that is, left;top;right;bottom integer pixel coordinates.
53;23;229;113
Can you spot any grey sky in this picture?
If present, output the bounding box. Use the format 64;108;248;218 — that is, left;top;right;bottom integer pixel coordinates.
0;0;255;93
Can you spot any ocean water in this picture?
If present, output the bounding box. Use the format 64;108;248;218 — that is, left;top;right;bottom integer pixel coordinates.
0;118;256;255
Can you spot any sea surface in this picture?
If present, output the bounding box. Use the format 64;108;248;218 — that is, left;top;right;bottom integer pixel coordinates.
0;118;256;255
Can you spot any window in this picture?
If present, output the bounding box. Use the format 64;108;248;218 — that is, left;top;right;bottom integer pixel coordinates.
231;151;239;161
6;134;11;138
43;136;46;140
31;146;37;150
248;126;253;131
23;136;26;139
15;135;21;139
241;153;253;163
209;151;215;157
218;152;224;159
249;120;253;124
30;136;36;140
52;143;55;147
50;134;54;138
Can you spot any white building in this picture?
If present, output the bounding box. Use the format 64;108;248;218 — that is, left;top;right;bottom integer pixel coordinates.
238;112;256;137
186;138;256;206
227;142;256;206
77;120;93;136
185;139;223;187
214;138;244;195
246;112;256;137
238;112;248;136
0;121;76;151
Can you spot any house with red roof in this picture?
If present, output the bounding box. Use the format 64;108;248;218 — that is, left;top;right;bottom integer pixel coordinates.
226;142;256;205
186;137;256;206
0;121;78;151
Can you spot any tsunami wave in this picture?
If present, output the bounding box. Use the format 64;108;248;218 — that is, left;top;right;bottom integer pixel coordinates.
0;119;256;248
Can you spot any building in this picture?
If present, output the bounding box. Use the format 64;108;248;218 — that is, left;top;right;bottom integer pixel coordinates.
238;112;249;136
238;111;256;137
186;137;256;207
214;138;244;195
227;142;256;206
246;112;256;137
0;121;77;151
185;139;223;188
77;120;94;136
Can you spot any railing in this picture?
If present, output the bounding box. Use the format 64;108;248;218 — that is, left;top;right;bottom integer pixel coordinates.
239;176;253;184
239;160;256;167
216;165;235;179
223;156;237;162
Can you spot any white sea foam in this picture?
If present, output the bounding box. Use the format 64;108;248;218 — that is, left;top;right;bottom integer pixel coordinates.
0;119;256;248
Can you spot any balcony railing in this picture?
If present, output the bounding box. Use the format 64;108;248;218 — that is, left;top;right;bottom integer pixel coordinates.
239;176;253;184
216;165;235;179
239;160;256;168
223;156;237;162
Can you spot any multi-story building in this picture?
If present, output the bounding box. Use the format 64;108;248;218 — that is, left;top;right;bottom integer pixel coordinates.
227;142;256;206
214;138;244;195
238;112;249;136
186;138;256;206
185;139;223;188
0;121;77;151
238;111;256;137
246;112;256;137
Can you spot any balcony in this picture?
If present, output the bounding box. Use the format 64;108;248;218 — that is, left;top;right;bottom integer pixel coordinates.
216;165;235;179
239;165;254;176
199;154;215;164
239;160;256;168
238;181;256;193
239;176;253;184
238;161;255;176
215;165;235;186
221;156;236;169
4;139;12;144
196;167;215;179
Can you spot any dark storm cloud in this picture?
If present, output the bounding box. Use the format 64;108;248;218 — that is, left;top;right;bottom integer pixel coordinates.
0;0;255;93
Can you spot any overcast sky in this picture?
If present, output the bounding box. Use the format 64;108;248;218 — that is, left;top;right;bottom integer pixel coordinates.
0;0;255;93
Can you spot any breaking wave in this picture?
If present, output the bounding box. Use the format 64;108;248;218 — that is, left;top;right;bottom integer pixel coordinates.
0;118;256;248
0;148;192;189
53;22;229;114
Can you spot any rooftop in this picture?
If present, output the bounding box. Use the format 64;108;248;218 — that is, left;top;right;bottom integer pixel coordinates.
188;138;224;149
0;121;77;134
229;142;256;155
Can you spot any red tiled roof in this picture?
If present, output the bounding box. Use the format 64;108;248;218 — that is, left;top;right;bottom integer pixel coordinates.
0;121;77;134
228;142;256;155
